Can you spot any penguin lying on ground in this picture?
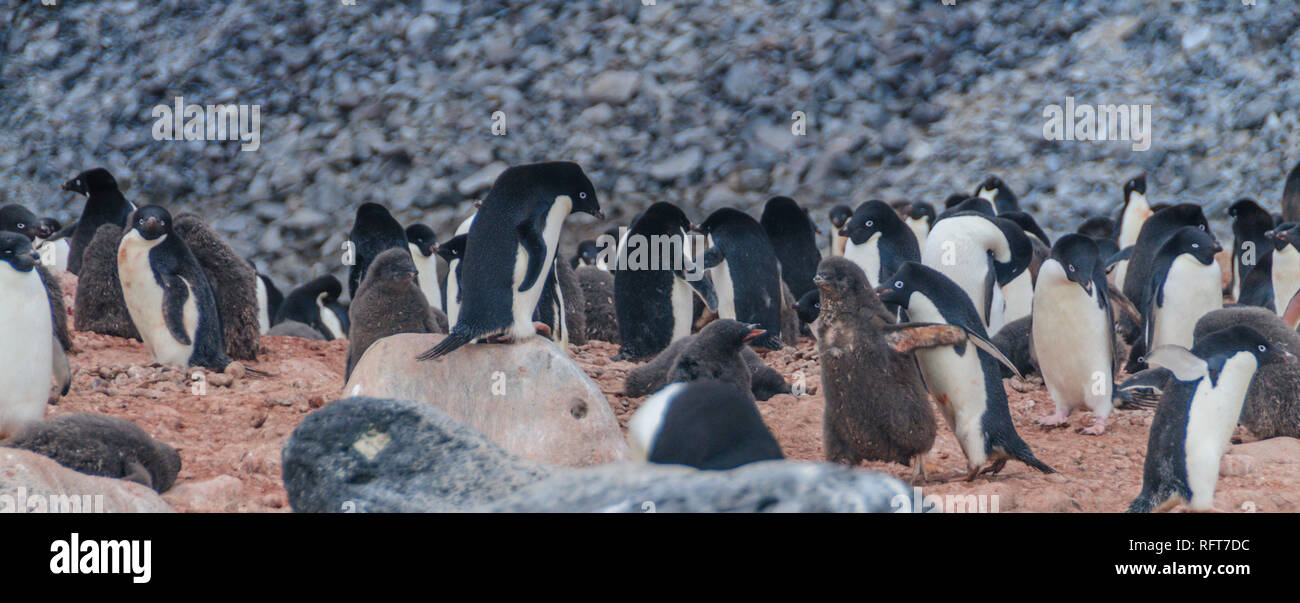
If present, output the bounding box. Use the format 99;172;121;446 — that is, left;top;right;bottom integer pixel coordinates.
174;213;261;361
575;265;618;343
1128;326;1294;513
878;261;1055;480
347;203;408;299
61;168;134;275
274;275;349;341
2;413;182;493
117;206;231;371
0;233;54;438
346;248;443;380
418;161;602;360
628;380;784;471
623;319;790;402
73;224;140;340
699;207;785;350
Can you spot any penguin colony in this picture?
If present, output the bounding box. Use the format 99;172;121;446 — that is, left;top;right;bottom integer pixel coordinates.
4;161;1300;512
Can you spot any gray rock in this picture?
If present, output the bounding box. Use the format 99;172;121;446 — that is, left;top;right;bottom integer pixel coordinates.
456;161;508;197
584;71;640;104
405;14;440;47
0;448;173;513
647;147;703;181
345;334;628;466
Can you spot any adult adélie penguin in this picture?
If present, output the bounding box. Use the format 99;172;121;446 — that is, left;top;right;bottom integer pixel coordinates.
417;161;602;360
878;261;1055;480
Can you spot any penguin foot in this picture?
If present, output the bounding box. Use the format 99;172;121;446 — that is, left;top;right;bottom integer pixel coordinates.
1078;418;1107;436
979;459;1008;477
1037;413;1071;429
533;321;551;338
908;455;928;484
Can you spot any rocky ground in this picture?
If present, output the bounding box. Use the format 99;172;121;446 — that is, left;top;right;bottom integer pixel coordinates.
3;1;1299;288
34;274;1300;513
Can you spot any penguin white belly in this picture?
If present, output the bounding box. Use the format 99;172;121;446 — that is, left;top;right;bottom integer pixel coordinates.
409;244;443;311
905;218;928;250
1118;191;1150;249
316;292;345;340
255;276;271;334
1108;258;1129;291
1000;270;1034;326
628;382;683;461
0;268;53;435
508;196;572;340
118;232;198;366
1272;246;1300;317
1183;354;1256;510
843;232;883;287
1032;265;1111;416
1152;258;1222;350
710;259;737;320
915;346;990;469
455;213;476;236
446;259;462;328
670;276;695;342
923;218;1006;324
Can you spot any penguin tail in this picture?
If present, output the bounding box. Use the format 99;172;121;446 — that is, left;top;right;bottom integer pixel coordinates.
1112;386;1156;410
417;332;473;361
1019;453;1057;474
1127;491;1157;513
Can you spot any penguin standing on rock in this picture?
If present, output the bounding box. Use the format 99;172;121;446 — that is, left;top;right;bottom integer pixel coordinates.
828;205;852;256
418;161;602;360
117;206;231;371
1133;226;1223;372
0;233;53;438
698;207;785;350
760;196;821;300
628;380;784;471
1032;234;1122;435
840;200;920;288
346;248;443;380
274;275;349;341
405;223;443;312
612;202;717;360
347;203;409;299
878;261;1055;480
61;168;134;275
1128;326;1294;513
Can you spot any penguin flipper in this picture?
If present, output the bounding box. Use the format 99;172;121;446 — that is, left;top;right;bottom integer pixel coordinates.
684;272;719;311
883;323;968;353
161;273;193;346
1115;367;1170;409
517;218;548;293
703;246;725;269
1144;345;1208;382
964;329;1024;381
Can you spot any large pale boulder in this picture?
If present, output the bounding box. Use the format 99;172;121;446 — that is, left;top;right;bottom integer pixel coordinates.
0;448;172;513
282;397;911;513
344;334;627;466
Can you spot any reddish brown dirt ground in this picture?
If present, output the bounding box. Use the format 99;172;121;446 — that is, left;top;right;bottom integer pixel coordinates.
44;274;1300;513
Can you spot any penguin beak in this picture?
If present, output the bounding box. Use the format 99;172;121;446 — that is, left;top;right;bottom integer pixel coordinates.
593;209;605;220
473;200;483;209
1283;351;1297;364
813;274;828;286
838;226;849;237
743;326;766;342
1081;280;1093;295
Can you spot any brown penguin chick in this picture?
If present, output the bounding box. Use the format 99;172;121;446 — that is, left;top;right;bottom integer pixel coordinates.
557;260;587;345
173;213;261;361
1193;306;1300;439
623;319;786;402
575;266;618;343
346;248;443;380
3;413;182;493
814;256;960;482
72;224;140;340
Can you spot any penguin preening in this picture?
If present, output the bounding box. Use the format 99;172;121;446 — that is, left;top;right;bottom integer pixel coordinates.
0;232;53;438
760;196;822;300
61;168;134;275
1128;326;1294;513
612;202;717;361
347;203;409;299
878;261;1055;480
628;380;784;471
699;208;785;350
840;200;920;288
405;223;443;312
274;275;349;341
828;204;852;256
1032;234;1123;435
418;161;602;360
117;205;231;371
921;210;1032;335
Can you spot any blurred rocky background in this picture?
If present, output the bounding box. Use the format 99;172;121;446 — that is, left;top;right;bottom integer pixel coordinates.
1;0;1296;286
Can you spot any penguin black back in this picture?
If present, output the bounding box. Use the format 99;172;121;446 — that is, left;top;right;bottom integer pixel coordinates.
62;168;133;275
1122;203;1210;317
612;202;703;360
1282;159;1300;223
347;203;408;299
629;380;783;471
700;207;784;350
975;175;1020;214
760;196;822;300
275;275;349;341
1228;198;1275;299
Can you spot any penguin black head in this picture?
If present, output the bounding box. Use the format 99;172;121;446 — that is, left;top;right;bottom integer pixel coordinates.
1076;216;1117;240
0;204;40;241
1227;198;1270;223
828;205;853;230
889;200;912;217
793;289;820;324
1123;173;1147;199
572;239;600;266
875;261;941;308
1268;222;1300;252
404;224;437;257
1193;325;1296;372
813;256;881;313
435;233;468;264
942;193;968;209
697;207;756;235
906;202;936;226
366;248;420;289
62;167;119;196
1163;226;1221;264
939;197;996;219
1000;211;1051;247
840;200;903;244
355;202;401;231
761;196;817;235
976;176;1005;196
698;318;767;349
0;231;38;273
498;161;602;219
305;274;344;302
1049;234;1101;293
634;202;693;236
129;205;174;241
35;217;62;240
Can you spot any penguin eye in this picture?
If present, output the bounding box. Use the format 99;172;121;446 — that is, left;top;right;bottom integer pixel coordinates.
866;220;874;227
138;218;144;225
894;280;903;289
1068;264;1076;272
578;192;587;200
1198;225;1206;231
1191;243;1199;249
1258;344;1267;353
16;223;23;229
